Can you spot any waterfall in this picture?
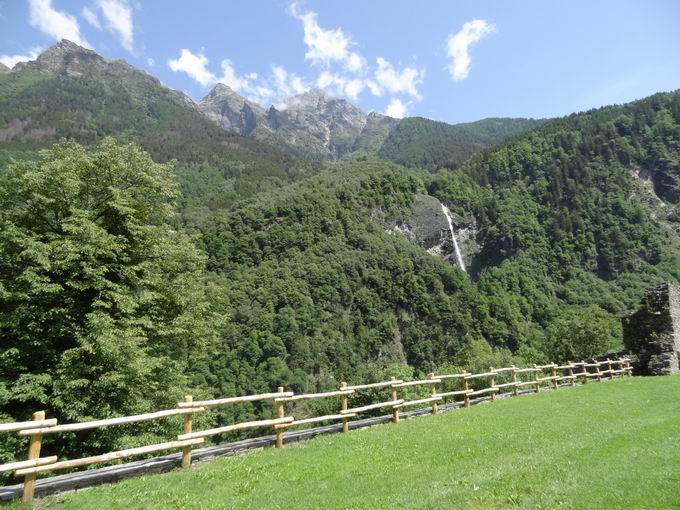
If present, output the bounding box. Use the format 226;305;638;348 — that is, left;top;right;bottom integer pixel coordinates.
440;203;466;272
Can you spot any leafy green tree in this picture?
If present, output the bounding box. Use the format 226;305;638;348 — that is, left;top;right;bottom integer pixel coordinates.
544;305;622;362
0;139;216;461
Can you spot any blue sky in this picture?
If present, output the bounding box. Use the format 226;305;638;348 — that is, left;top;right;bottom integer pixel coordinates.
1;0;679;123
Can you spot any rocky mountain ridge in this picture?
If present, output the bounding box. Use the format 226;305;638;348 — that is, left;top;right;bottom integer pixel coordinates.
3;40;542;164
198;84;398;160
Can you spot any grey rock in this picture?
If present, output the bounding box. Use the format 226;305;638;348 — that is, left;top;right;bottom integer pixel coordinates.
622;283;680;375
197;83;267;136
198;86;400;160
383;194;478;270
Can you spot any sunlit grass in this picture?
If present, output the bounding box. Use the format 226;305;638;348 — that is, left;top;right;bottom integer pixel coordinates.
13;375;680;509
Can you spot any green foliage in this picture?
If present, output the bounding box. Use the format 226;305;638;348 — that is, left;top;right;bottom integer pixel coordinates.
0;139;218;466
0;70;315;214
379;116;544;171
431;90;680;360
545;305;622;361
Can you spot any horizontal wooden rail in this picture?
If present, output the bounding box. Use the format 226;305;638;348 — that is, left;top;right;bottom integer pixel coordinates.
275;390;353;402
0;420;57;434
342;400;404;414
177;393;293;408
343;381;402;391
536;376;560;382
535;364;557;369
514;368;539;373
395;396;442;408
19;408;204;436
15;440;204;476
0;457;57;474
394;379;442;388
467;387;499;396
436;373;470;380
493;382;518;389
465;372;496;379
434;389;470;398
283;414;357;427
178;417;294;440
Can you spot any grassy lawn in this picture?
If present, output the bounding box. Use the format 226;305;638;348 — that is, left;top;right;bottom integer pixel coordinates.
13;375;680;509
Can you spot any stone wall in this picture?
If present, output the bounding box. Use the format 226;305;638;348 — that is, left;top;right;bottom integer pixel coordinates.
622;283;680;375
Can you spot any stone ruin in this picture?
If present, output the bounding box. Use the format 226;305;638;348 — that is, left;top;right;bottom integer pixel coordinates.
622;282;680;375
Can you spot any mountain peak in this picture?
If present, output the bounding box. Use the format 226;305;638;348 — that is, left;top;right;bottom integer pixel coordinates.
14;39;104;75
199;83;267;136
278;88;347;111
0;62;10;73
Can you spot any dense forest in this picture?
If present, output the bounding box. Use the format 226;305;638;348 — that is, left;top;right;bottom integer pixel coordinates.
1;44;680;473
379;117;545;171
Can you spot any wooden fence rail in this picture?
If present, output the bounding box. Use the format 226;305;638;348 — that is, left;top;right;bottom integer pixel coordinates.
0;357;632;501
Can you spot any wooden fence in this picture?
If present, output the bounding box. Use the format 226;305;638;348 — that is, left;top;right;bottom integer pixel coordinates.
1;357;632;501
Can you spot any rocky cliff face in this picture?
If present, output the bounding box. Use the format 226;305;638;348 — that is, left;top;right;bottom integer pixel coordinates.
382;194;478;271
198;86;399;160
197;84;268;136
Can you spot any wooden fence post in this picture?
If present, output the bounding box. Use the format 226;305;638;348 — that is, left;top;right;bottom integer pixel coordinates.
596;362;602;382
340;382;349;433
275;386;285;449
428;373;438;414
22;410;44;502
511;365;518;397
607;358;613;379
489;368;496;402
551;365;559;390
390;377;400;424
463;376;470;408
533;364;540;393
181;395;193;468
582;361;588;384
568;362;575;387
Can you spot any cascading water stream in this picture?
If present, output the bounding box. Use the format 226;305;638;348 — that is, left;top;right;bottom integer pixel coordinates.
440;203;466;272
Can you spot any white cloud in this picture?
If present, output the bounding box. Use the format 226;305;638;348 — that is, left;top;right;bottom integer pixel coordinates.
289;2;358;69
371;57;424;99
96;0;134;53
0;47;42;68
447;19;495;81
385;98;407;118
316;71;364;101
146;57;155;67
28;0;90;47
271;65;308;99
345;52;365;73
168;49;216;87
82;6;101;30
288;3;424;105
168;49;307;106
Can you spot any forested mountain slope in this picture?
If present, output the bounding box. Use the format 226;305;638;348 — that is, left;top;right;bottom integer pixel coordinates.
430;90;680;355
0;40;313;215
379;116;545;171
1;40;680;477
